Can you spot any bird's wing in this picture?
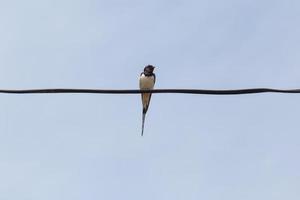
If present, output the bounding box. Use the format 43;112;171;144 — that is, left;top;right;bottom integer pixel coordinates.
139;73;155;114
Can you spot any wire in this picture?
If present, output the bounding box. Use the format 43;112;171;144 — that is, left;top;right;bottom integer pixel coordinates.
0;88;300;95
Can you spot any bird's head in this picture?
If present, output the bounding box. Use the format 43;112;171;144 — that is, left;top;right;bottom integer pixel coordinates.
144;65;155;74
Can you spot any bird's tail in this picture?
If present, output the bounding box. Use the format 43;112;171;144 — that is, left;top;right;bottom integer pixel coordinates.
141;108;147;136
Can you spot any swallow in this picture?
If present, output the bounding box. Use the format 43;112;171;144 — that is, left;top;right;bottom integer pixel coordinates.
139;65;156;136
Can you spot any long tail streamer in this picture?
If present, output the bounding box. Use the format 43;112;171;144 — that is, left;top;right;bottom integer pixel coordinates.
141;112;146;136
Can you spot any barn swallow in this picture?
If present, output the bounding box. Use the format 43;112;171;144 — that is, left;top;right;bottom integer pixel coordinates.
139;65;156;136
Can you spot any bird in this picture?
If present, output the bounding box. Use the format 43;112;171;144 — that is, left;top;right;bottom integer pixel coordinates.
139;65;156;136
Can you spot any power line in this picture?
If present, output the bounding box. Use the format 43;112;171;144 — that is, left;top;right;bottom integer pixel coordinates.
0;88;300;95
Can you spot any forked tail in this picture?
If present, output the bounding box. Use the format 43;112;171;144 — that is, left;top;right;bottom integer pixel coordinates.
141;109;146;136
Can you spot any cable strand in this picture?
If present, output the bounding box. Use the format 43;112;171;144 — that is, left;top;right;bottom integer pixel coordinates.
0;88;300;95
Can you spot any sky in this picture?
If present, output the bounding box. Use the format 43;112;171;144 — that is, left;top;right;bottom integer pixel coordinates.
0;0;300;199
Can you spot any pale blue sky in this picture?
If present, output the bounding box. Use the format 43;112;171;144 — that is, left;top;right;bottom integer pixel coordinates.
0;0;300;199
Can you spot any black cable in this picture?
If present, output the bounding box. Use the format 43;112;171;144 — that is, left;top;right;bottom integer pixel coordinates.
0;88;300;95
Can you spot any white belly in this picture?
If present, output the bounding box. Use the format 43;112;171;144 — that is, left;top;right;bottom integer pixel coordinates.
139;74;155;89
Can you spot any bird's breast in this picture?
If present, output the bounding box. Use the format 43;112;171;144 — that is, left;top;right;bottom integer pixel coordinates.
139;74;155;89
